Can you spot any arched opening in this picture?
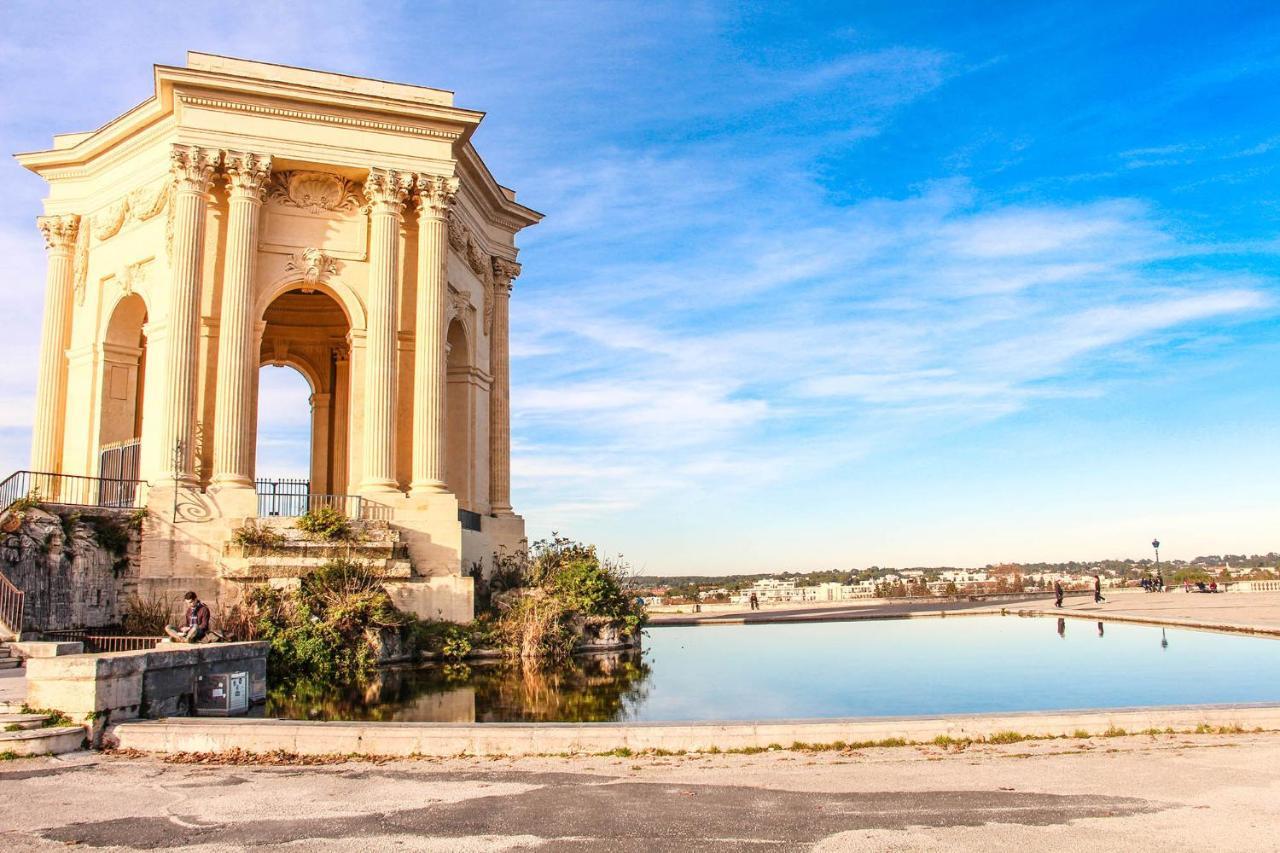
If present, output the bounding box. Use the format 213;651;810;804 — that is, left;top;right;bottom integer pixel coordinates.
445;318;475;509
98;294;147;487
256;288;351;508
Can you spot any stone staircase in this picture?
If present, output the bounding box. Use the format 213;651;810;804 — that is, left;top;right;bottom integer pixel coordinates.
221;518;413;583
0;700;86;757
0;643;19;671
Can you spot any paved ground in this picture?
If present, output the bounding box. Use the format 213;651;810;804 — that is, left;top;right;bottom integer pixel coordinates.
3;731;1280;851
651;590;1280;635
0;664;25;705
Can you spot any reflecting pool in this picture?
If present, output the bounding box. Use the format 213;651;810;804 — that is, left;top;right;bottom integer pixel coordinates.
265;616;1280;723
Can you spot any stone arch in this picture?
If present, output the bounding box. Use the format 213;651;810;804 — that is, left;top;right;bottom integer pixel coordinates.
256;273;366;332
445;317;475;508
255;287;353;495
97;293;148;483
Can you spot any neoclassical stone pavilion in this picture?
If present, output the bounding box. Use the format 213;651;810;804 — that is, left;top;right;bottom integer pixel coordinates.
15;53;541;621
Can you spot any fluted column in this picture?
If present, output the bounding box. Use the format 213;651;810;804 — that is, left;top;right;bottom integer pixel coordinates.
212;151;271;489
360;167;413;493
161;144;221;486
489;258;520;515
30;214;80;473
410;173;458;494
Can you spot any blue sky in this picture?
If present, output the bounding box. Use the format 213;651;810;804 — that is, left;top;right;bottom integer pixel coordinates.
2;1;1277;573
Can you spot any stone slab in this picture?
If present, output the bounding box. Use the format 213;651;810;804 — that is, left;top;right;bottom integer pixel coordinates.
11;640;84;658
114;702;1280;757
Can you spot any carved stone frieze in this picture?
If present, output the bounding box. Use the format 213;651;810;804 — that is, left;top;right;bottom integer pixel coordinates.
268;170;363;213
73;224;90;305
92;201;128;241
128;178;170;222
446;208;467;250
285;247;339;288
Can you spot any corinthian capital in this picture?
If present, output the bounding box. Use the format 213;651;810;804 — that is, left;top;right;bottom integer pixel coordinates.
170;144;222;194
364;167;414;215
415;173;459;219
37;214;80;252
491;257;521;292
224;151;273;199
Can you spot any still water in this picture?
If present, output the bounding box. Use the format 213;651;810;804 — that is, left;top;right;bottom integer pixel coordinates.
266;616;1280;723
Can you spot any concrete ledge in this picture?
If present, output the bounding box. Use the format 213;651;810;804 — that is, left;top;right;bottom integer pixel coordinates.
11;641;84;658
113;703;1280;757
0;725;87;756
1021;608;1280;638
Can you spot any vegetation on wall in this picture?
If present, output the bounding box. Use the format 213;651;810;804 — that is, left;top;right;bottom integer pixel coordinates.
295;506;355;542
121;592;173;636
230;520;285;550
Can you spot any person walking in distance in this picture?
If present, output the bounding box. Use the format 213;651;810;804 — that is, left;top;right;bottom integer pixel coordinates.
1054;578;1065;608
1093;574;1106;604
749;592;759;611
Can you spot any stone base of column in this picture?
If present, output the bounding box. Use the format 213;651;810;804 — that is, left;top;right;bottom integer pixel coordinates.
358;478;403;498
490;503;515;518
206;482;259;519
408;478;449;496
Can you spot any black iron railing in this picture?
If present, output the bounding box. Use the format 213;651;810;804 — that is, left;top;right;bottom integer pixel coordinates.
458;508;483;532
255;479;392;521
0;470;145;514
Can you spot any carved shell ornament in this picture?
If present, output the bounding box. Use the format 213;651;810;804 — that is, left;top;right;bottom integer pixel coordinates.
269;171;365;213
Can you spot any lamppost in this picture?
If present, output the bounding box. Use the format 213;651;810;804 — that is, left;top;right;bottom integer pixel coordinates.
1152;538;1162;592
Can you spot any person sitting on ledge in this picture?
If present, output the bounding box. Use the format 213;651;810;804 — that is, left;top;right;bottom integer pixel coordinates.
165;591;211;643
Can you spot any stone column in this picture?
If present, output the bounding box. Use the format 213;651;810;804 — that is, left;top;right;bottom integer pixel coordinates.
161;144;221;486
359;167;413;493
30;214;80;473
211;151;271;490
410;173;458;495
489;258;520;516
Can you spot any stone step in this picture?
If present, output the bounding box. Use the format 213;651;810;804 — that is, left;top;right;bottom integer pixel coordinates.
0;725;87;757
224;559;413;581
0;658;20;670
0;701;24;714
0;646;11;658
0;713;49;731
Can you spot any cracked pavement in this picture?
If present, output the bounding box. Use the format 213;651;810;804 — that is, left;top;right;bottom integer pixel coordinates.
2;732;1278;851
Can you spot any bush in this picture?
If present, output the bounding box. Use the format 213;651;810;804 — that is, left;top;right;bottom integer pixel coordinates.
122;592;173;635
245;558;408;683
295;506;353;541
231;520;285;550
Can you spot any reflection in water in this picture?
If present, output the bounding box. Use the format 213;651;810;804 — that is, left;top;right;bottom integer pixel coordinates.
1057;618;1066;638
266;650;652;723
1098;622;1104;638
1162;628;1169;650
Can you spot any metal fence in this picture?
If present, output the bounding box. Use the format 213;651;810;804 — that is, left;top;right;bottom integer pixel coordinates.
0;570;23;637
41;627;164;653
0;470;145;513
255;479;390;521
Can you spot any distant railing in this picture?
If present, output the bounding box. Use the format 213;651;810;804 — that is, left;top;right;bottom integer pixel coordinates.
0;570;23;637
0;470;145;514
255;479;392;521
41;627;163;653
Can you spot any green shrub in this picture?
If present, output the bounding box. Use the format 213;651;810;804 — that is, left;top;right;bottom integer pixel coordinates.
9;488;42;515
231;520;285;550
295;506;353;541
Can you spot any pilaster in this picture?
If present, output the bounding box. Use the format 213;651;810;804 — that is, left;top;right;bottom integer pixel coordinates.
30;214;81;474
489;257;520;516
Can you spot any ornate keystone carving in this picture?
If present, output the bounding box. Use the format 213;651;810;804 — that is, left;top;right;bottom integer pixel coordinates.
119;260;150;296
224;151;273;199
169;145;221;194
268;170;363;213
364;167;414;215
447;286;471;323
415;173;459;219
285;248;339;288
37;214;80;251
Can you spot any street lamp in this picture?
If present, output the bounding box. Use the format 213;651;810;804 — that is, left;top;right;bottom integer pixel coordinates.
1152;538;1161;584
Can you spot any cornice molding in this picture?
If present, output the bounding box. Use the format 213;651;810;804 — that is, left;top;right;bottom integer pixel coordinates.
178;95;465;142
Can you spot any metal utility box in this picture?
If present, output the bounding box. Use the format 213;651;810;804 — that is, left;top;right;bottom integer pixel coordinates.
194;671;249;716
